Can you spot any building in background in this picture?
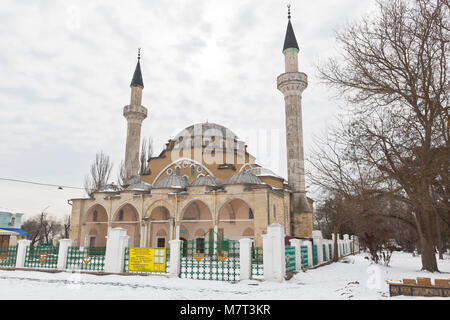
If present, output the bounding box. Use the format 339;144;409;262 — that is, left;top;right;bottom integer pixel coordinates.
0;207;30;246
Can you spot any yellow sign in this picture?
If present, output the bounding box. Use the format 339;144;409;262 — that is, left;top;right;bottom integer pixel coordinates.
128;247;166;273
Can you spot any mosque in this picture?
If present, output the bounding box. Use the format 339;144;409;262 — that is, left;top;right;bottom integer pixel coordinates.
68;9;313;248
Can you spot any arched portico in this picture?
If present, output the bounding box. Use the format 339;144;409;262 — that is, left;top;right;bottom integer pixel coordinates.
112;203;140;247
147;206;171;247
217;198;255;241
179;200;213;241
80;204;108;247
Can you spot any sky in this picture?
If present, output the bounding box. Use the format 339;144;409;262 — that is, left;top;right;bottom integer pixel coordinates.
0;0;377;221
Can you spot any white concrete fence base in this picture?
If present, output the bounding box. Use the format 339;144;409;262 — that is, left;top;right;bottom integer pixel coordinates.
262;223;285;282
104;228;129;273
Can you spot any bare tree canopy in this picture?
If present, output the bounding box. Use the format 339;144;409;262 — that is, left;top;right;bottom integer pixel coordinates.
21;212;65;246
314;0;449;271
139;137;153;175
84;151;113;196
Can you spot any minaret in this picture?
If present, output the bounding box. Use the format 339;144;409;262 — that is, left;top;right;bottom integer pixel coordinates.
277;6;312;237
123;49;147;182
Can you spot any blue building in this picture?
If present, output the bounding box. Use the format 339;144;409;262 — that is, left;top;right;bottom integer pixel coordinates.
0;207;29;246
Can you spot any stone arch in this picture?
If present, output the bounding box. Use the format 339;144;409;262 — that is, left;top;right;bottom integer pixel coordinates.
144;200;174;219
217;198;254;240
148;205;171;247
80;204;108;247
242;227;254;237
111;203;140;247
179;200;213;241
84;203;108;224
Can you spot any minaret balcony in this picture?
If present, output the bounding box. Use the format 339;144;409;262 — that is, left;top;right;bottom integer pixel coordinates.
123;104;148;122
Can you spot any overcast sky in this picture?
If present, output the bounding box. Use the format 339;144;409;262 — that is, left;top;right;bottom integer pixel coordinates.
0;0;377;220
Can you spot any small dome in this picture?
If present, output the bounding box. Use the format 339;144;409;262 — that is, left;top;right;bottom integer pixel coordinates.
190;175;223;187
226;172;263;185
246;167;284;180
98;183;120;193
155;175;188;189
125;179;151;192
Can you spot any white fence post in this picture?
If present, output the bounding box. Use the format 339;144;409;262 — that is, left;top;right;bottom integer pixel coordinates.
104;228;129;273
239;238;252;280
57;239;73;270
169;239;182;277
343;234;349;255
312;230;324;265
262;223;285;282
15;239;31;268
289;239;302;271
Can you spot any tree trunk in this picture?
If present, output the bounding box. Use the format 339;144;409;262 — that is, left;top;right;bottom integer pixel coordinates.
333;226;339;262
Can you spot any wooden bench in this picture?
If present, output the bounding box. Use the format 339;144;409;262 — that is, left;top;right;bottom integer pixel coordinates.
389;277;450;297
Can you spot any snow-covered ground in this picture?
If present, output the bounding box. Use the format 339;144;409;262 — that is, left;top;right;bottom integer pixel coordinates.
0;252;448;300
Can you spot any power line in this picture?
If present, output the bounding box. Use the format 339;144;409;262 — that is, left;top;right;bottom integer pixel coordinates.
0;177;84;190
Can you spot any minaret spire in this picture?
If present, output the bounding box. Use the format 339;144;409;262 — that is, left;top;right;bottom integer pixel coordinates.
123;48;148;183
131;48;144;88
277;6;312;238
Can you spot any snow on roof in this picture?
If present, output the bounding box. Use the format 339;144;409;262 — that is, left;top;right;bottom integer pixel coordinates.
0;207;23;215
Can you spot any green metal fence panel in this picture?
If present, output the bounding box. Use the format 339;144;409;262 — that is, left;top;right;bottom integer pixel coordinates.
24;244;58;269
322;244;327;261
251;246;263;279
66;246;106;271
285;246;296;273
300;245;308;268
123;247;170;275
180;230;240;282
328;244;332;260
0;245;18;268
312;245;318;265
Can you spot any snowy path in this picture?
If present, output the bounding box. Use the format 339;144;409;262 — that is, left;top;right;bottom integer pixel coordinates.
0;252;448;299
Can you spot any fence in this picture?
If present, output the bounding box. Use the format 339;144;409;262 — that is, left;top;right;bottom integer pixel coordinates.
251;246;263;279
285;246;296;273
66;246;106;272
0;245;18;268
0;228;358;283
24;244;59;269
312;245;318;266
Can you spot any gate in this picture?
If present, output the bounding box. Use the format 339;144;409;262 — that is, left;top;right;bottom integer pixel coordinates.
179;229;239;281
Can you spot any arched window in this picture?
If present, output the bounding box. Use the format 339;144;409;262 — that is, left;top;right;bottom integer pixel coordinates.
249;208;254;219
118;210;124;221
175;166;181;176
93;210;98;222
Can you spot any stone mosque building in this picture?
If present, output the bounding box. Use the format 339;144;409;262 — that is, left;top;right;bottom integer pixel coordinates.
68;11;314;248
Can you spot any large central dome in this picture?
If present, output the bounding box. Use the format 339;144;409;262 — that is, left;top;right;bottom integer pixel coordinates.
174;122;238;140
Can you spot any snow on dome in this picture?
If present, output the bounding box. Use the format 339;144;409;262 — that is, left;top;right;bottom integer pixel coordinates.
190;175;223;187
155;175;188;189
174;122;238;140
226;172;264;185
125;179;152;192
97;183;120;193
246;167;284;180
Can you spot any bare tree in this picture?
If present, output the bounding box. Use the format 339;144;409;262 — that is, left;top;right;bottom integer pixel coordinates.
317;0;449;271
139;137;153;175
21;212;65;246
84;151;113;197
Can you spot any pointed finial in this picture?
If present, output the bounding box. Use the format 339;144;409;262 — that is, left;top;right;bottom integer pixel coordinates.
137;48;141;60
287;4;291;20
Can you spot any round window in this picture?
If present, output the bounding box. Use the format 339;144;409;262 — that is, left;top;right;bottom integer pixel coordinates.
167;168;173;175
197;166;202;172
